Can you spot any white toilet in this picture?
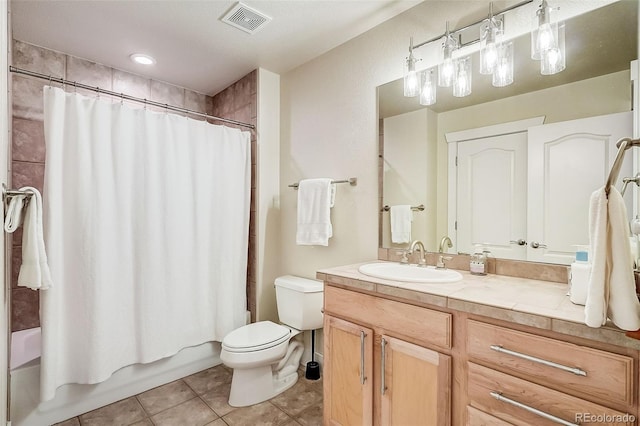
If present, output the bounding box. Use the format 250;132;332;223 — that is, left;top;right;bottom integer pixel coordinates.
220;275;323;407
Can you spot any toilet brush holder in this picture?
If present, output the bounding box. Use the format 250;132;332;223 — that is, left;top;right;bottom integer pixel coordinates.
305;329;321;380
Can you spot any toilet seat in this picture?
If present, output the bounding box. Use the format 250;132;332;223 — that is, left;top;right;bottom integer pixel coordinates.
222;321;291;353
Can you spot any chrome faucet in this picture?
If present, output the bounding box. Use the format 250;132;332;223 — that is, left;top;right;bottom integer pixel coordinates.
409;240;427;267
439;236;453;253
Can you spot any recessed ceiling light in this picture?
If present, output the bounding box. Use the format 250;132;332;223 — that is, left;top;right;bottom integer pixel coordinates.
130;54;155;65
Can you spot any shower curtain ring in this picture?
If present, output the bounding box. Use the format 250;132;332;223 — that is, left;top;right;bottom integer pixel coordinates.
96;87;100;98
73;81;77;93
120;93;124;106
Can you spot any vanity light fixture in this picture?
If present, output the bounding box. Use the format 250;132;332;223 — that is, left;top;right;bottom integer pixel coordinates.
130;53;156;65
531;0;565;75
401;0;567;103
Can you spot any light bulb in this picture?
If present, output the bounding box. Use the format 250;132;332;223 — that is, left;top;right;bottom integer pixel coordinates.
536;23;556;52
453;56;472;97
403;54;419;97
540;22;565;75
492;41;514;87
480;16;502;75
439;58;455;87
420;69;437;106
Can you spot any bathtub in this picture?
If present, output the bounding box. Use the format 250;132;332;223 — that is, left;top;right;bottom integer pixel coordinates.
10;327;222;426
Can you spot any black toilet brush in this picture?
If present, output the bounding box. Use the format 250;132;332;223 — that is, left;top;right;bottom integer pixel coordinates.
305;329;320;380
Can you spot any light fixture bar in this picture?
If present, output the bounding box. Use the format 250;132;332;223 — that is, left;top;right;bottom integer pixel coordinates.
412;0;533;51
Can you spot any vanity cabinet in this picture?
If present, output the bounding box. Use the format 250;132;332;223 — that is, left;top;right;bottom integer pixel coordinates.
323;285;452;426
322;276;640;425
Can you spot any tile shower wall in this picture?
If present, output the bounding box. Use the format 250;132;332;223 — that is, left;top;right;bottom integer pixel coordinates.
210;71;257;322
10;40;257;331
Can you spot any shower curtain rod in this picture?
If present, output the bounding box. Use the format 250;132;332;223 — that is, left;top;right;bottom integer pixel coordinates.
9;66;256;130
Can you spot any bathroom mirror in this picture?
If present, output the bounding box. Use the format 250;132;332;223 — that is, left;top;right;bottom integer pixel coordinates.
378;0;638;265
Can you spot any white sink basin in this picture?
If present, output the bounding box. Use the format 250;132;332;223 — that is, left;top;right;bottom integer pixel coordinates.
358;262;463;283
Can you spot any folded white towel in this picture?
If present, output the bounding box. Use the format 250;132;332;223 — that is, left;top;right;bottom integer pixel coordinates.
390;205;412;244
296;178;333;246
4;193;27;233
17;187;52;290
585;187;640;330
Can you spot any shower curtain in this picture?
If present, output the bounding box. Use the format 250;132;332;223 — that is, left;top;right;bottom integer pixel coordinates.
40;86;251;401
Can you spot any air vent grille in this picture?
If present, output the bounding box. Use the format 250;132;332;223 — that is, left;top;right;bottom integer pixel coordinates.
221;2;271;34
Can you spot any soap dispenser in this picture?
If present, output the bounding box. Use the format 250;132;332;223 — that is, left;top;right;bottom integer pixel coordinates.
569;245;591;306
470;245;488;275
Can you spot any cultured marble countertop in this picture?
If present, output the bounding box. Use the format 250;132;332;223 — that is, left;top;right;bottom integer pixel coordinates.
317;261;640;351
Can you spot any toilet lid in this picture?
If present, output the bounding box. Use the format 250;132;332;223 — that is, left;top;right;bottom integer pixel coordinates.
222;321;291;353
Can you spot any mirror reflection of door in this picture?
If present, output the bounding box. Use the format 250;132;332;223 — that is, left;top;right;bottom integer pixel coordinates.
453;111;632;264
527;111;633;264
456;132;528;259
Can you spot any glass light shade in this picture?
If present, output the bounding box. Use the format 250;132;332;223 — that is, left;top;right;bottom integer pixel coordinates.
541;22;565;75
438;34;458;87
492;42;514;87
479;18;503;75
403;55;419;97
453;56;472;97
531;1;557;60
419;68;437;106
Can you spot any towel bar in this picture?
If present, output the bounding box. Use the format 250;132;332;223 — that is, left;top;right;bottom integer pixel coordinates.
288;177;357;190
2;183;33;202
381;204;424;212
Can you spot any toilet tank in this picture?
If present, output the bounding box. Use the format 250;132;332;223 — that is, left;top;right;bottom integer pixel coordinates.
275;275;324;330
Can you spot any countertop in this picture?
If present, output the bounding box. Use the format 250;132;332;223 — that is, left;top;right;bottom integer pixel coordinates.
317;261;640;351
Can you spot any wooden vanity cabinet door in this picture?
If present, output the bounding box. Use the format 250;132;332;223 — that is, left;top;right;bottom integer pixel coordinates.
379;335;451;426
324;315;373;426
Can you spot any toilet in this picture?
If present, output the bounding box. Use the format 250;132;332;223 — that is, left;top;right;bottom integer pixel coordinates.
220;275;324;407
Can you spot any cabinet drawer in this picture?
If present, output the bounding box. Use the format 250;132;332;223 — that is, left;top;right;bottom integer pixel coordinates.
468;363;635;426
324;285;452;349
467;320;634;406
467;406;513;426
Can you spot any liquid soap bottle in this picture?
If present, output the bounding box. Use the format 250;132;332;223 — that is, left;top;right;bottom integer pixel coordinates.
470;245;488;275
569;245;591;306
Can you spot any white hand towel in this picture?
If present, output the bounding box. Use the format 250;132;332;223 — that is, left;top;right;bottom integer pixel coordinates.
296;178;333;246
17;187;53;290
390;205;412;244
4;193;27;233
585;187;640;330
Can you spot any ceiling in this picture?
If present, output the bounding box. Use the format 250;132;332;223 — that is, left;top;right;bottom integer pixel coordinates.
379;0;638;117
10;0;422;95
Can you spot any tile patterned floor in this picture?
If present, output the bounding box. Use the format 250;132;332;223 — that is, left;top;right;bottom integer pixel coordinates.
53;365;322;426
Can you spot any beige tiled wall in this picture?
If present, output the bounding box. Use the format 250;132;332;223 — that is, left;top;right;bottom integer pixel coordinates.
9;40;255;331
210;71;258;322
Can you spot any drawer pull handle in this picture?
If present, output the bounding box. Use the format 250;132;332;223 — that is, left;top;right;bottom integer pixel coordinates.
360;331;367;385
490;345;587;377
381;338;387;395
490;391;578;426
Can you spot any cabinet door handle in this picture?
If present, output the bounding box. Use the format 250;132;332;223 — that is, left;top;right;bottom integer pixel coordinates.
530;241;547;249
490;345;587;376
360;331;367;385
510;239;527;246
380;338;387;395
490;392;578;426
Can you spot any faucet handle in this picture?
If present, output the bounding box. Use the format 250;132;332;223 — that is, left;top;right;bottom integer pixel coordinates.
436;255;453;269
396;250;410;264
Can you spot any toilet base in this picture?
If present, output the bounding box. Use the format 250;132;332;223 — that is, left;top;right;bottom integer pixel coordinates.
227;341;303;407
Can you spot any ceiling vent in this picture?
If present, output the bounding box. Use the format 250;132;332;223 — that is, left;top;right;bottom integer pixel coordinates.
220;2;271;35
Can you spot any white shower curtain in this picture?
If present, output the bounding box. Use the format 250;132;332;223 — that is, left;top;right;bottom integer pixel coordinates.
40;86;251;401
